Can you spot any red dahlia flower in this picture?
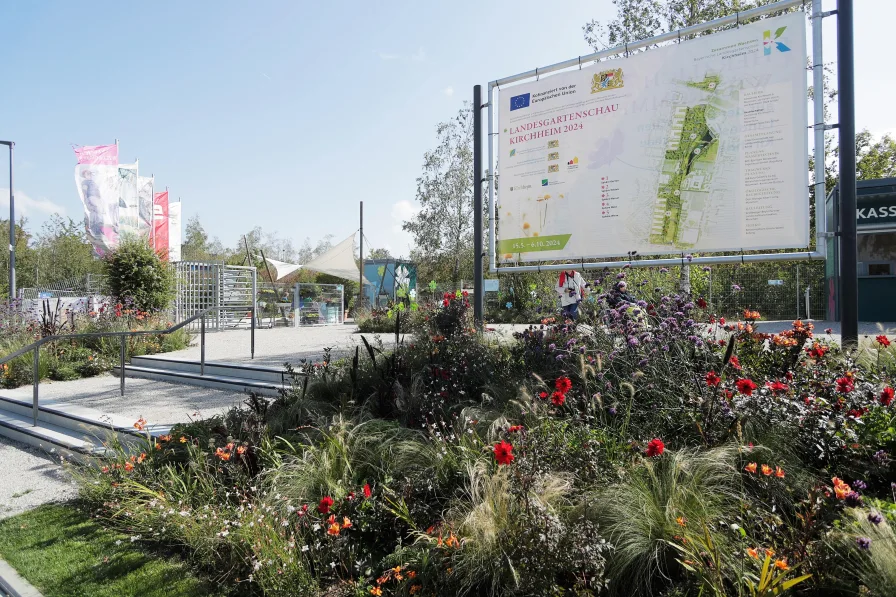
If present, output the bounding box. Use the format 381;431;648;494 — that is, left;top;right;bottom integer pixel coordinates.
550;391;566;406
836;377;854;394
493;440;514;465
318;496;334;514
728;355;741;370
881;387;894;406
735;379;758;396
363;483;372;499
876;335;891;348
539;391;548;400
705;371;721;387
645;438;665;457
555;376;573;393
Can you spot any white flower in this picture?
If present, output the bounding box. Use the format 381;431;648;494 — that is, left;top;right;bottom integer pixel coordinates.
301;545;310;552
179;511;190;517
329;561;336;569
312;524;321;532
115;540;122;546
130;535;141;542
253;561;262;571
281;520;289;527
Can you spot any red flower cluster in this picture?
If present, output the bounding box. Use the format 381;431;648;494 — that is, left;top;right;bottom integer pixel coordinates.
876;334;891;348
728;355;742;370
705;371;721;387
735;378;758;396
543;376;571;406
493;440;514;465
645;438;665;457
805;342;828;360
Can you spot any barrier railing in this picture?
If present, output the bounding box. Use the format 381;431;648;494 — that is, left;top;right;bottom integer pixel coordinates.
0;305;256;426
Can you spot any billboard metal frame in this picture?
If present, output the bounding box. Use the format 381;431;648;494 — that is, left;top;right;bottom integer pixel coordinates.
486;0;828;274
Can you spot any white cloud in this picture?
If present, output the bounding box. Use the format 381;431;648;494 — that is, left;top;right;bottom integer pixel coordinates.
0;188;67;219
442;86;454;97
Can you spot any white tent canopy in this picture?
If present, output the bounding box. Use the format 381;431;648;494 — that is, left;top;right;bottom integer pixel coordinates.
264;233;369;284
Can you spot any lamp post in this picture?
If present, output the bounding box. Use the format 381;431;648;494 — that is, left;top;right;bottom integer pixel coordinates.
0;141;14;300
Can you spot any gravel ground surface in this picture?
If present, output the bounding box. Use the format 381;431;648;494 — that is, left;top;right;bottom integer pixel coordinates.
1;375;247;428
0;436;76;520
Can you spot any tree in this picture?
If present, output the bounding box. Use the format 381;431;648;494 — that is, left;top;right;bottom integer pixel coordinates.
33;215;102;285
0;217;36;296
104;236;175;311
365;248;393;260
404;104;474;288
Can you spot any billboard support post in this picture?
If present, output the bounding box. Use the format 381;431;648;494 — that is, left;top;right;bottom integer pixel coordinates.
486;0;827;275
473;85;484;326
836;0;858;345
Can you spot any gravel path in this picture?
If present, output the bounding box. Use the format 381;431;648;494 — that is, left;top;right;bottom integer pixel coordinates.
2;375;247;428
0;436;76;520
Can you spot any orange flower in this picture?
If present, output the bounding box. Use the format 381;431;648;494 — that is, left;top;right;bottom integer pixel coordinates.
124;462;134;472
342;517;352;529
137;452;147;464
410;586;421;595
370;588;382;596
744;462;758;473
133;417;147;431
774;558;789;571
676;516;687;527
327;523;341;536
747;547;759;559
761;464;772;476
159;434;171;442
765;548;775;558
179;436;187;443
236;445;247;455
775;466;785;478
407;571;417;579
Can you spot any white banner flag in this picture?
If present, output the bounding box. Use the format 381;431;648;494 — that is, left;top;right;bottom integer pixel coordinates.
74;144;120;256
168;201;182;262
137;175;154;235
118;163;140;238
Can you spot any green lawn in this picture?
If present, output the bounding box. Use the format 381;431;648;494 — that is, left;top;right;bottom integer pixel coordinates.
0;504;226;597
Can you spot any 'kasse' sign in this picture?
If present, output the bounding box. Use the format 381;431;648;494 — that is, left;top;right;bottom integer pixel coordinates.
857;196;896;227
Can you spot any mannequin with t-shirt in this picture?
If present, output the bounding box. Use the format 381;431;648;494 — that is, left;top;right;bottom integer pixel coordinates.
556;270;586;321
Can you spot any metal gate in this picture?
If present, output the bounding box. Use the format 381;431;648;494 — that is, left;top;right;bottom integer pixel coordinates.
708;262;825;321
174;262;257;330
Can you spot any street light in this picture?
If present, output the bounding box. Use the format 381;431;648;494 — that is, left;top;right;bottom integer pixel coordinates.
0;140;13;300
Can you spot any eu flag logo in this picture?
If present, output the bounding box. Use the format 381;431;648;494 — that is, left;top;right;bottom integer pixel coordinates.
510;93;530;111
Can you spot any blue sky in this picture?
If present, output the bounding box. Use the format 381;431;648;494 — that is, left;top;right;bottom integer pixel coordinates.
1;0;892;258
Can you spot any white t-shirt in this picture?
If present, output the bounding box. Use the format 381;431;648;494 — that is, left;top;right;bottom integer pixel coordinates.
557;271;586;307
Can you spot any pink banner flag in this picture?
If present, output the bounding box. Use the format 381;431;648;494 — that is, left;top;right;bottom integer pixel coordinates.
74;144;119;256
153;191;169;259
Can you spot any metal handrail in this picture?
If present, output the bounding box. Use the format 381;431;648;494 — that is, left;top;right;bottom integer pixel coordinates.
0;305;256;426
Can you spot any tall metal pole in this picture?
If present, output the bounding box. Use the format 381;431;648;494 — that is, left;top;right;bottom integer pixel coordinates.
837;0;858;346
1;141;14;299
359;201;364;311
473;85;484;326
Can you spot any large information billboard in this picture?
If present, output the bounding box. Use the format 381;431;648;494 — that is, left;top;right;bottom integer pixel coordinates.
496;12;808;262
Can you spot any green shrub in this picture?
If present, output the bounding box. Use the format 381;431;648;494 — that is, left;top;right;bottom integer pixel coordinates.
104;236;175;312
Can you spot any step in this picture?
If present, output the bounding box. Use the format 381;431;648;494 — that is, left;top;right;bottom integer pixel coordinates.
0;395;166;454
117;365;288;397
130;356;295;384
0;406;106;462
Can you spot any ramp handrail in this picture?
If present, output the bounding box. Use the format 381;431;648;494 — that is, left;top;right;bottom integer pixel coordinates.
0;305;256;426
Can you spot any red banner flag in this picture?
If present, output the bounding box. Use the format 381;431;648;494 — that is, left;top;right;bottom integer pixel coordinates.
153;191;169;259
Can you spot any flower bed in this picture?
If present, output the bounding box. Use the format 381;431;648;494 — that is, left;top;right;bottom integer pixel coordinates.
1;299;190;388
70;287;896;596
